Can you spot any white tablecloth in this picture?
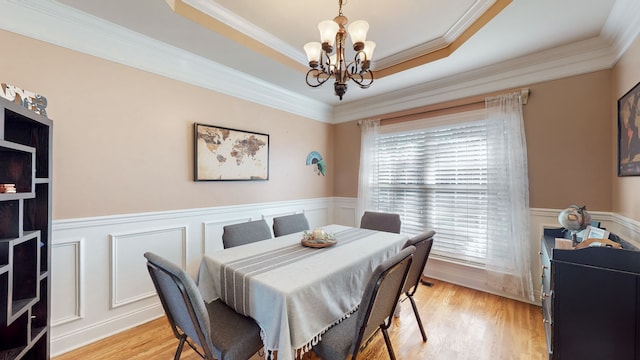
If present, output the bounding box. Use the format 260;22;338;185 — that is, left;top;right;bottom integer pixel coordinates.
196;224;408;360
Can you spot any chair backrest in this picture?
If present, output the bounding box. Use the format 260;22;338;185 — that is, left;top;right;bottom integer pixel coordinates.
352;246;414;357
144;252;216;359
360;211;402;233
222;219;272;249
272;213;310;237
402;231;435;295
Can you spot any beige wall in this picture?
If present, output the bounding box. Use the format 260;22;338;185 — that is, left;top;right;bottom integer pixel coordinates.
333;121;361;197
2;28;629;220
612;34;640;219
525;70;612;210
0;30;333;219
332;71;614;212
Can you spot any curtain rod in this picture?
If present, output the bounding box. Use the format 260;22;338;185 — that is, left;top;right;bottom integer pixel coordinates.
357;88;529;126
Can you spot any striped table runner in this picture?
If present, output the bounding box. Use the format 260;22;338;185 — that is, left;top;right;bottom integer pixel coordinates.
220;227;374;315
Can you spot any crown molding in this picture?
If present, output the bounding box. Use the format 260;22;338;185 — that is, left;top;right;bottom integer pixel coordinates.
0;0;333;122
182;0;498;77
181;0;307;65
374;0;496;69
2;0;639;125
601;0;640;59
337;0;640;124
333;37;616;123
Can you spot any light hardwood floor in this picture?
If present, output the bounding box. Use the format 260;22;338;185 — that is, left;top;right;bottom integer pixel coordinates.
53;279;546;360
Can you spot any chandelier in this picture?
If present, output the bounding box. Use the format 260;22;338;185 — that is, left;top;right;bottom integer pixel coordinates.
303;0;375;100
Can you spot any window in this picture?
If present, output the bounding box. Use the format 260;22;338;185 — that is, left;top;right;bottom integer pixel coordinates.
360;94;533;301
373;110;493;265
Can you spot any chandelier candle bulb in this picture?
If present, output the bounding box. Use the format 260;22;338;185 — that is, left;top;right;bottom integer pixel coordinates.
318;20;339;50
304;42;322;66
347;20;369;49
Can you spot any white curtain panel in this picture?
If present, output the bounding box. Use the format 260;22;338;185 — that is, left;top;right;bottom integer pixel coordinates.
356;119;380;221
484;92;535;302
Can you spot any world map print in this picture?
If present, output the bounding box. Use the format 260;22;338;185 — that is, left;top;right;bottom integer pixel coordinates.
195;124;269;180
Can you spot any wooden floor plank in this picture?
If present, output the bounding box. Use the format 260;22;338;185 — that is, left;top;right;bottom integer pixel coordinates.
53;279;546;360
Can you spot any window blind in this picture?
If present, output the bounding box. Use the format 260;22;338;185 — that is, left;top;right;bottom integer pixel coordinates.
375;119;492;265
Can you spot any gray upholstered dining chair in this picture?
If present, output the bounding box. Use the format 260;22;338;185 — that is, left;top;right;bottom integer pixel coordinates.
272;213;310;237
144;252;262;360
312;246;415;360
400;230;435;342
359;211;402;234
222;219;272;249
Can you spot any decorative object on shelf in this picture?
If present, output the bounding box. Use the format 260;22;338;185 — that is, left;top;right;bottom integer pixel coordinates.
618;80;640;176
306;151;326;176
557;204;591;245
303;0;375;100
1;83;48;117
194;123;269;181
0;184;16;193
301;228;337;248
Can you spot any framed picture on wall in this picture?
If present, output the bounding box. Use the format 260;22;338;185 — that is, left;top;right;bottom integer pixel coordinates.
194;123;269;181
618;81;640;176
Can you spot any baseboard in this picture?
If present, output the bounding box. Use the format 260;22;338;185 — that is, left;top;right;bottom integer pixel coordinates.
51;304;164;356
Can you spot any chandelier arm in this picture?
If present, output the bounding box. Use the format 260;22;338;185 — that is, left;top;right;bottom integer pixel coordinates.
306;68;331;88
347;69;374;89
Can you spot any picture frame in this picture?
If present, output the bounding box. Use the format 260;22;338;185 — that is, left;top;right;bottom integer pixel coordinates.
618;81;640;176
194;123;269;181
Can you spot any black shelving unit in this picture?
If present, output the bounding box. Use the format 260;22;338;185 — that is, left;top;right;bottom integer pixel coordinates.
0;96;52;359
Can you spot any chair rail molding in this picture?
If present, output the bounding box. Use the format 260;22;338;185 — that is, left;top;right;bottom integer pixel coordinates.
50;197;639;357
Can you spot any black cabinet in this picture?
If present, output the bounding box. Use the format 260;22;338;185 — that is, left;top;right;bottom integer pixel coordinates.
541;228;640;360
0;96;52;359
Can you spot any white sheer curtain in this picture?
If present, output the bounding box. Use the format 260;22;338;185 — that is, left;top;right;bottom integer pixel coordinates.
484;92;534;302
356;119;380;222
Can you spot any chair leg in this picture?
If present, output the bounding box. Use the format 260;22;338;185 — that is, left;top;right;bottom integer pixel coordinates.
382;327;396;360
408;294;427;342
174;334;186;360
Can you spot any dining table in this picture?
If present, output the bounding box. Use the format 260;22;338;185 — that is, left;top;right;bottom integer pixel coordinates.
196;224;408;360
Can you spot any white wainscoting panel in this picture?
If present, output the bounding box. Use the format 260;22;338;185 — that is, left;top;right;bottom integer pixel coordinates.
51;237;84;326
110;226;188;309
50;197;335;356
304;207;331;229
333;197;358;227
50;198;640;357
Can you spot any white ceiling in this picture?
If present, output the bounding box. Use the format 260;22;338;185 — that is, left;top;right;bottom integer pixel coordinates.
2;0;640;122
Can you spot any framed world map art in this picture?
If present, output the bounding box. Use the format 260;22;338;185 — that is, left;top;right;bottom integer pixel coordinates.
618;81;640;176
194;123;269;181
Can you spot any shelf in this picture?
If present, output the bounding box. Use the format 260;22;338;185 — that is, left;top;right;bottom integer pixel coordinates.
0;234;41;328
24;185;49;273
0;271;7;326
0;240;9;268
0;347;26;360
0;201;20;240
3;108;51;180
30;278;48;332
0;312;28;353
0;141;35;196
